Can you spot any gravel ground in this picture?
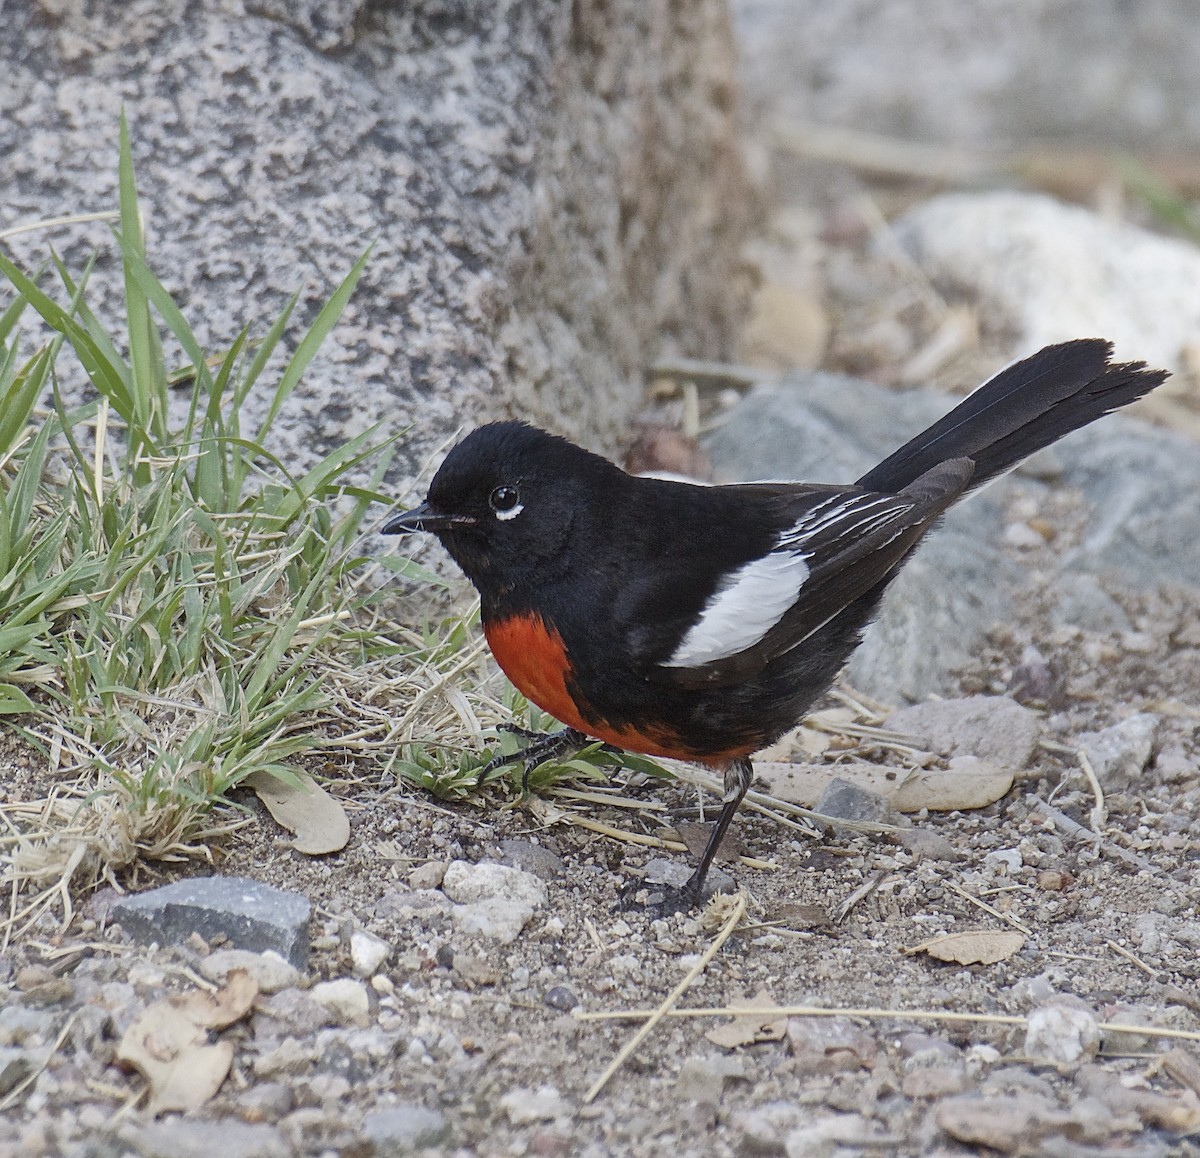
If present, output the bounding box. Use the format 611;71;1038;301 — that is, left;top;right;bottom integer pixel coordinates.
3;482;1200;1157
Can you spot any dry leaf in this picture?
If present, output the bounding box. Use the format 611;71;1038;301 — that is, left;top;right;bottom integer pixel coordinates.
705;989;788;1049
907;929;1026;965
246;768;350;854
117;973;259;1114
756;757;1012;813
170;969;257;1029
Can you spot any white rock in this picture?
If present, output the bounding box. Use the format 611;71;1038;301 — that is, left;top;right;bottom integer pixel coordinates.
1024;1004;1099;1066
896;191;1200;372
499;1084;568;1125
198;949;300;994
309;979;370;1026
1077;713;1160;790
350;930;390;978
441;860;548;907
450;899;535;944
885;695;1041;770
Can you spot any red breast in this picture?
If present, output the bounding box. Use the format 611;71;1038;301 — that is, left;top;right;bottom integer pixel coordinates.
483;612;755;764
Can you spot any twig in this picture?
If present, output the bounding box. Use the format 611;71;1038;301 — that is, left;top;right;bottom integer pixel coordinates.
645;357;766;390
575;1003;1200;1045
834;869;888;924
583;893;747;1103
1106;939;1160;980
0;1012;77;1113
1030;800;1158;875
1077;749;1107;831
946;880;1033;937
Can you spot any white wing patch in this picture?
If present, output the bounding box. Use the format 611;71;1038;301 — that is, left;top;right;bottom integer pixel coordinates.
663;551;811;668
661;492;918;671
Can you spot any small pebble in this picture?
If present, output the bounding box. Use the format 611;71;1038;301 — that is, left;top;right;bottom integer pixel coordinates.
309;979;371;1026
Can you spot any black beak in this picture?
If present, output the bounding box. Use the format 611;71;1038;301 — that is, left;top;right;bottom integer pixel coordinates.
381;502;469;535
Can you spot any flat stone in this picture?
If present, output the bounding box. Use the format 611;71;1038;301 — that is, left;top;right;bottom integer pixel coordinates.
118;1119;290;1158
361;1105;452;1155
496;839;566;881
112;876;310;968
885;696;1041;770
0;1048;32;1096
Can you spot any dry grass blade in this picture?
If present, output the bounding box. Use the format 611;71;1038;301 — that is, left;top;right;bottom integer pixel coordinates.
575;1003;1200;1046
583;892;747;1103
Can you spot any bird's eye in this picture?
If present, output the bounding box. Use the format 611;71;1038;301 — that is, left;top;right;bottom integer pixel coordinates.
488;485;523;520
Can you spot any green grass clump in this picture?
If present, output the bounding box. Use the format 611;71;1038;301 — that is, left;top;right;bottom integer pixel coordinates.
0;118;408;906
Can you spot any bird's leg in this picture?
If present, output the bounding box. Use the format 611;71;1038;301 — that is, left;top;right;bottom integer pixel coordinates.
620;756;753;914
474;726;588;793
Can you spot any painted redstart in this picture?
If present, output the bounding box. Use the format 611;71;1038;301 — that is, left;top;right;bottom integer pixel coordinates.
384;340;1166;907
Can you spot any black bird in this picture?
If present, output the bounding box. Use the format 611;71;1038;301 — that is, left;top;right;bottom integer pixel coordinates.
384;340;1167;907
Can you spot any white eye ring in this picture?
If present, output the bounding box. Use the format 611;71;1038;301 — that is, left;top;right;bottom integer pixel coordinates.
489;485;523;521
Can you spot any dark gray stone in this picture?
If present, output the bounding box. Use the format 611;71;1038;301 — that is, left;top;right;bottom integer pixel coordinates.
813;778;899;825
361;1105;452;1155
111;875;310;968
0;1047;32;1096
496;838;566;881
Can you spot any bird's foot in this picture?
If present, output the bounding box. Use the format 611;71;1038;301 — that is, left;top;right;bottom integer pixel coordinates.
474;725;587;792
616;867;724;916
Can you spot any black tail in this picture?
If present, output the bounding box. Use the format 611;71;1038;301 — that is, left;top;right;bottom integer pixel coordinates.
856;340;1168;494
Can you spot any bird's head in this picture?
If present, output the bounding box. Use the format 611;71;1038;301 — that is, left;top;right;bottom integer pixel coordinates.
382;421;621;591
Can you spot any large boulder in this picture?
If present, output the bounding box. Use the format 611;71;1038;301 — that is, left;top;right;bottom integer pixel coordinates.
1;0;751;478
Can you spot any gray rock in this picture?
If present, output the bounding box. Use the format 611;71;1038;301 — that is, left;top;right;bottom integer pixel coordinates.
543;986;579;1012
1;0;748;481
736;1;1200;152
374;888;453;924
112;876;310;968
117;1119;290;1158
1054;423;1200;591
813;778;897;825
1049;573;1130;634
1024;1004;1100;1066
441;860;548;907
641;857;734;897
199;948;301;994
361;1105;452;1155
450;898;535;944
786;1017;877;1075
496;839;566;881
0;1047;32;1096
309;979;371;1026
675;1055;747;1104
885;696;1042;770
406;862;447;890
349;930;391;978
1077;713;1161;790
255;988;336;1037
